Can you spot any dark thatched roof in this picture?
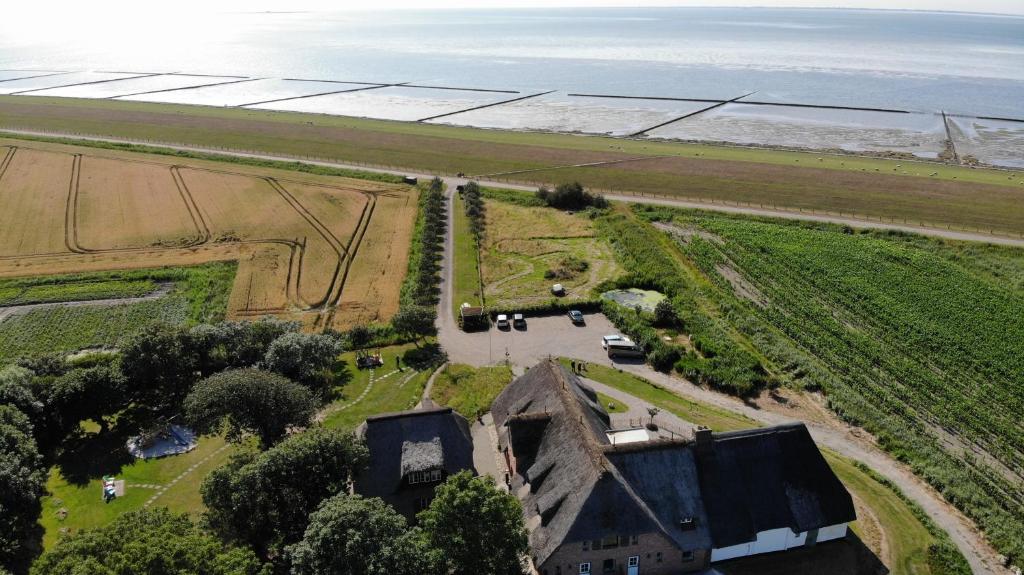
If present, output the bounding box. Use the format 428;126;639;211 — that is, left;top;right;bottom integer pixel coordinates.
492;360;710;564
494;360;854;564
355;406;474;498
694;423;856;548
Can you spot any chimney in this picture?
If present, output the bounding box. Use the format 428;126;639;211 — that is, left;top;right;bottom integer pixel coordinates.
694;426;713;455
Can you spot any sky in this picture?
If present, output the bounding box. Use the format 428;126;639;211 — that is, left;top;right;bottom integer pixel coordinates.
5;0;1024;17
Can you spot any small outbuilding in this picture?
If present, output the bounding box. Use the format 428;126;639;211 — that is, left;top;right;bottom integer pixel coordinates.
354;401;476;520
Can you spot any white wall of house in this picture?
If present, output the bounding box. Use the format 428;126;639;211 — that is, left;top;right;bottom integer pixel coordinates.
710;523;848;562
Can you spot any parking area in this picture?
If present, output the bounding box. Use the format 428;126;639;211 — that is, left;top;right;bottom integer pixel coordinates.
440;311;639;369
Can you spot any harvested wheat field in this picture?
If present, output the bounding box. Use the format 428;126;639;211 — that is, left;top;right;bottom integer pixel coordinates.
0;139;417;330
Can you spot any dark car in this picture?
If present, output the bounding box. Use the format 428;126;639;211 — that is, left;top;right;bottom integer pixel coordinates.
568;310;585;324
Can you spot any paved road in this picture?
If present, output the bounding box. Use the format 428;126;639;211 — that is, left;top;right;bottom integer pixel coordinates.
4;127;1022;247
1;127;1010;573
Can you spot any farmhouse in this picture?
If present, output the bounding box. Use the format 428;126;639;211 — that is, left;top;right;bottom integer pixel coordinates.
492;360;855;575
354;400;476;520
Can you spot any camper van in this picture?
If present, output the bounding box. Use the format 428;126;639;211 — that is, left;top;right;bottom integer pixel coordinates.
606;340;644;359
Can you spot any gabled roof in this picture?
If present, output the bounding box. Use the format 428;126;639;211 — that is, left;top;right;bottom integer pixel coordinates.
492;360;710;564
694;423;856;548
355;406;474;498
494;360;855;564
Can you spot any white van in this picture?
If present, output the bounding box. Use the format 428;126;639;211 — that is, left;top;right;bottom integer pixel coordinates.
607;340;644;359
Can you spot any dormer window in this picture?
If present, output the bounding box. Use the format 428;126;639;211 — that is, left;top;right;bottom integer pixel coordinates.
680;516;696;531
408;468;443;484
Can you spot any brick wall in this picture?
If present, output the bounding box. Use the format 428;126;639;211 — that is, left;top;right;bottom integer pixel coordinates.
537;531;709;575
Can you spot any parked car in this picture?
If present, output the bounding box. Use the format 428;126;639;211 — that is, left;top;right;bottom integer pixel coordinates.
602;334;630;349
607;340;644;359
551;283;565;296
568;310;585;324
496;314;510;329
513;313;526;328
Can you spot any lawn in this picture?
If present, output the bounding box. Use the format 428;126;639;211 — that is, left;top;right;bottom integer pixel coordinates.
40;433;235;549
560;358;756;431
451;193;484;318
430;363;514;419
320;344;435;430
596;391;627;414
570;356;965;574
2;96;1022;235
0;263;236;364
480;199;620;309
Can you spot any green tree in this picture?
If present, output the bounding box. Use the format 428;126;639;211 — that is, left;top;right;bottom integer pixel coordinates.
390;306;436;344
263;332;343;397
184;369;315;448
287;494;432;575
46;365;128;435
120;323;198;414
0;405;45;573
30;508;265;575
417;472;528;575
653;299;679;328
202;429;369;558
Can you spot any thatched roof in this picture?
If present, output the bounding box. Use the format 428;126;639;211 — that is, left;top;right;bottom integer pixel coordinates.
694;423;856;548
494;360;854;564
355;406;474;498
492;360;710;564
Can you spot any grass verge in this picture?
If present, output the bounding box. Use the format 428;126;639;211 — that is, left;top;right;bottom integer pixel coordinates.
452;193;483;318
430;364;514;419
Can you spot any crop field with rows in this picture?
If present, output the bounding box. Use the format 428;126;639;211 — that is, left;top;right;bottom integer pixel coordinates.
637;206;1024;561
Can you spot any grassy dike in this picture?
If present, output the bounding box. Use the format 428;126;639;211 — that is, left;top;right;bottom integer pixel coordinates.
2;96;1023;235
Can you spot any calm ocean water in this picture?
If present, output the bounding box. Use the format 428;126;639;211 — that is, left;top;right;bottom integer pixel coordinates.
1;8;1023;164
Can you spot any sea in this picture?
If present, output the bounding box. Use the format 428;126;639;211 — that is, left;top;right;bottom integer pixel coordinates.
1;7;1023;166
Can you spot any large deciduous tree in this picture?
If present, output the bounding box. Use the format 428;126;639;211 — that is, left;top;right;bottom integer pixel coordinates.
0;405;46;573
30;508;265;575
120;323;198;414
201;428;368;558
417;471;529;575
184;368;315;448
46;365;128;434
287;494;432;575
263;332;343;397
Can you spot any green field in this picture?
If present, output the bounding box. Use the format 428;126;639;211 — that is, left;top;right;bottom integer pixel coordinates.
320;344;434;430
0;264;236;364
2;96;1023;235
635;205;1024;562
480;198;620;309
430;364;514;419
570;357;967;575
